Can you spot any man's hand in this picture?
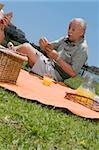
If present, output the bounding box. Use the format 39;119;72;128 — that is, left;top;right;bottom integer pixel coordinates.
45;47;59;60
45;43;54;50
39;37;48;51
39;37;54;52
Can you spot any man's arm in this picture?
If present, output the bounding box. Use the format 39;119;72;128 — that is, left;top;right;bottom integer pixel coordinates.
45;47;76;77
55;57;76;77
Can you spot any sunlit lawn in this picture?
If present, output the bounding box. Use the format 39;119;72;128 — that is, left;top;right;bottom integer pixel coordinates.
0;75;99;150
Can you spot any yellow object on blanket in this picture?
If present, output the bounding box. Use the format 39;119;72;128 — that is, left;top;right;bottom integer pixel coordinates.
75;87;95;104
42;75;53;86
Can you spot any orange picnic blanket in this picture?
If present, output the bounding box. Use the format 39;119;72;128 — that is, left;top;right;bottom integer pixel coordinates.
0;69;99;119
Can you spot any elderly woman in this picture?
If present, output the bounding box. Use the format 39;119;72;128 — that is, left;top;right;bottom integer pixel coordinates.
0;3;12;45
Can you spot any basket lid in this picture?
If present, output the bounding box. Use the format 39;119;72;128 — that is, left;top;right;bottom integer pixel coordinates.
0;48;28;61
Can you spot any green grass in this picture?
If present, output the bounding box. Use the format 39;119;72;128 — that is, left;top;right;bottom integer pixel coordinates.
0;87;99;150
0;74;99;149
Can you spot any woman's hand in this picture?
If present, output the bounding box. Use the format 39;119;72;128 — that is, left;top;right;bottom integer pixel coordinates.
1;12;12;26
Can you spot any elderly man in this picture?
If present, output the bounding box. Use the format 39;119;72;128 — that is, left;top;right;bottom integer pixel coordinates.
10;18;88;81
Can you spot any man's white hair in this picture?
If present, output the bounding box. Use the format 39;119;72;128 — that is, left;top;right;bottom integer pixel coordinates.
70;18;87;33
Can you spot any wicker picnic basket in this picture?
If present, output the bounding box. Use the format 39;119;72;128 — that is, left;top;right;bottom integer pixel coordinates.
65;92;99;112
0;47;28;84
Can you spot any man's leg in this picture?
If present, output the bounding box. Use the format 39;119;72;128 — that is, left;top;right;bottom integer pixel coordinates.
14;42;61;81
15;43;38;67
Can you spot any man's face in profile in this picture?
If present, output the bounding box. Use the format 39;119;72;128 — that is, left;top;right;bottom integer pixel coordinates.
68;20;84;42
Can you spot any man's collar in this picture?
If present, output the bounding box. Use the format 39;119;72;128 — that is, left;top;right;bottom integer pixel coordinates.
64;37;84;46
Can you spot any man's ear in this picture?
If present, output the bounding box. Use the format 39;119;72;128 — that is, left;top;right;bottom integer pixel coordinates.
80;29;84;37
0;3;4;10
